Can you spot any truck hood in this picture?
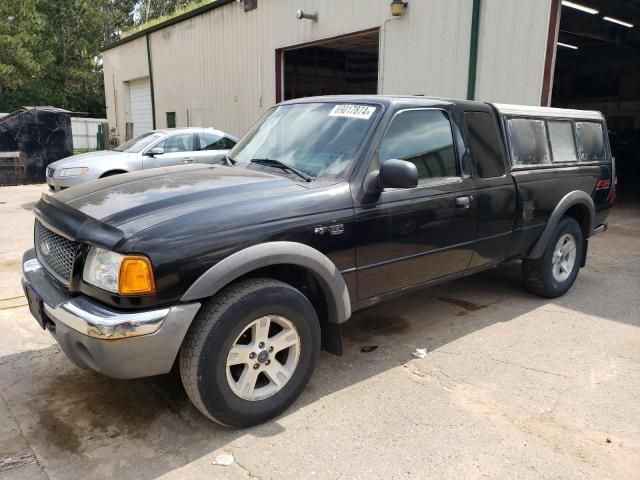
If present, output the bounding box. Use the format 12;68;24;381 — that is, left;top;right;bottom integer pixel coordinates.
48;150;131;169
38;164;312;246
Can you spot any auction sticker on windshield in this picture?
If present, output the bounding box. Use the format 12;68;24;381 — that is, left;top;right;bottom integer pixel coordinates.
329;104;376;120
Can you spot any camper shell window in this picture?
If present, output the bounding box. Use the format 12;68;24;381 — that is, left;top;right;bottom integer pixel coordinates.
575;122;606;162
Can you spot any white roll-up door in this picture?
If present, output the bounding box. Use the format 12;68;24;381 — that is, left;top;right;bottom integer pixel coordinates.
128;78;153;137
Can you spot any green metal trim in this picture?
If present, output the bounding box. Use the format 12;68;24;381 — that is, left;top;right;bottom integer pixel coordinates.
146;34;157;129
467;0;481;100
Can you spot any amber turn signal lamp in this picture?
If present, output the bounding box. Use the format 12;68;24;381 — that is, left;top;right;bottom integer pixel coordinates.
118;256;156;295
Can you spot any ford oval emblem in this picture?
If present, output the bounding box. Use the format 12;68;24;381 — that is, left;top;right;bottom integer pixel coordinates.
40;241;51;256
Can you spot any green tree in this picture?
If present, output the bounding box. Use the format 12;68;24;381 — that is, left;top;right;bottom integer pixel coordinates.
0;0;203;116
0;0;43;97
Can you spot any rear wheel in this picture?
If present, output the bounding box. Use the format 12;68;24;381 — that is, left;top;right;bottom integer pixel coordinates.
179;278;320;427
522;217;584;298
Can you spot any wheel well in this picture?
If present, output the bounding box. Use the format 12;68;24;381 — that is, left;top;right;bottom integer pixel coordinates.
100;170;127;178
564;204;590;238
237;264;342;355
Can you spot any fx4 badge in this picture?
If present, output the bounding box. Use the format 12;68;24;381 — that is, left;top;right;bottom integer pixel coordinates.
314;224;344;236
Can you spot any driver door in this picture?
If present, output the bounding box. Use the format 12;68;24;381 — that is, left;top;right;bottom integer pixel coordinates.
143;132;197;169
355;108;479;300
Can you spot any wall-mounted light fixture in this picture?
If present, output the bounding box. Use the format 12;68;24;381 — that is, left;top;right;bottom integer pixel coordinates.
390;0;408;17
296;10;318;21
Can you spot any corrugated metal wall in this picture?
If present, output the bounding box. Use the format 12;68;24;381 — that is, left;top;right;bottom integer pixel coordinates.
103;0;552;140
103;37;149;142
475;0;553;105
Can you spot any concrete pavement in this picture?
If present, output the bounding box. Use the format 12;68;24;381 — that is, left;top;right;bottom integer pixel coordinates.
0;184;638;479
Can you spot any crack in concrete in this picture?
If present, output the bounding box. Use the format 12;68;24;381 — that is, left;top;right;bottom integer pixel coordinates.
0;393;49;479
486;356;571;379
232;454;263;480
437;349;571;379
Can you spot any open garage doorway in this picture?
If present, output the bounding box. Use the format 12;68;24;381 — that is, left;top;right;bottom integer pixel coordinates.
280;30;379;101
551;0;640;201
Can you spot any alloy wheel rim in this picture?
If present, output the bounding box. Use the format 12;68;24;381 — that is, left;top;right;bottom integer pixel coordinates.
226;315;301;401
552;233;577;282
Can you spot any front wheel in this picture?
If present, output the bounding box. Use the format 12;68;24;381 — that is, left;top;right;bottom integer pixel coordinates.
179;278;320;427
522;217;584;298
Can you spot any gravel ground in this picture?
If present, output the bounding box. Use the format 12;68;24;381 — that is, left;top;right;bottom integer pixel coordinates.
0;184;638;480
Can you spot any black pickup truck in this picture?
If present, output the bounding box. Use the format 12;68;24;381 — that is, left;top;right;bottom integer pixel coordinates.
22;96;614;427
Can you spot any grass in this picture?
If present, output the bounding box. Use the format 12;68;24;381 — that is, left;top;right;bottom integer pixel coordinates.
122;0;216;38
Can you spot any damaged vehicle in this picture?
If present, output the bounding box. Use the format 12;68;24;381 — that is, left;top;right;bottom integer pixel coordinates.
22;96;614;427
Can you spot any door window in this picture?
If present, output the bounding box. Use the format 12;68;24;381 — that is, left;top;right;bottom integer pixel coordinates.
378;110;457;184
200;132;236;150
506;118;551;165
155;133;194;153
548;121;577;162
464;112;506;178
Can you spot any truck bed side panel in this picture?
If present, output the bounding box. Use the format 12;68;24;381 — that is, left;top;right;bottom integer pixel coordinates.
507;163;612;259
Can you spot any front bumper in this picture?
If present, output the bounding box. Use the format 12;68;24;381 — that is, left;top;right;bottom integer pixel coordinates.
21;249;201;379
47;172;102;190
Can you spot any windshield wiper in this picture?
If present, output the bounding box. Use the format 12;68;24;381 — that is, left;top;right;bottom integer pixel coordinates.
250;158;312;182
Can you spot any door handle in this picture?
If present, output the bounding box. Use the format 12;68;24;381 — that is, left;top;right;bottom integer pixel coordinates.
456;196;471;209
183;158;194;164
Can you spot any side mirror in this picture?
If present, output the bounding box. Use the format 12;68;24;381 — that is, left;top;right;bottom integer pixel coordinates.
378;159;418;189
146;147;164;156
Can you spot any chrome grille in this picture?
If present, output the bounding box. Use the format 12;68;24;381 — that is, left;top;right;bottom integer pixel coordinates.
35;220;79;285
47;166;55;178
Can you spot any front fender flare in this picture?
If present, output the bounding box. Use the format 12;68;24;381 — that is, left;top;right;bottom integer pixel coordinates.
181;242;351;324
527;191;595;259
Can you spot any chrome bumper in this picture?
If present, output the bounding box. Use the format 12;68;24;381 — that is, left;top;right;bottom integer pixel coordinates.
47;294;170;340
21;249;201;379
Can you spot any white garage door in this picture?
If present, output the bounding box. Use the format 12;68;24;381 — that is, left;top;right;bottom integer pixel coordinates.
128;78;153;137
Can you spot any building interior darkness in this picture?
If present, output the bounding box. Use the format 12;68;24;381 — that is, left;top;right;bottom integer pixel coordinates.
553;0;640;199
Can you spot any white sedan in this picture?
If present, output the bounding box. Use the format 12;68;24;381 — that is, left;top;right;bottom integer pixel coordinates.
46;127;238;190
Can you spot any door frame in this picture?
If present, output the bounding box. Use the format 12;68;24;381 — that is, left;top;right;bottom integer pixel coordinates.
275;27;380;104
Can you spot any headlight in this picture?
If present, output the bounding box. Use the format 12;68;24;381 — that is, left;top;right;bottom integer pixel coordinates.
83;247;156;295
60;167;89;177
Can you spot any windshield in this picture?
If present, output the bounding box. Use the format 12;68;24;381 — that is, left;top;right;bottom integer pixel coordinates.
114;131;164;153
229;102;379;179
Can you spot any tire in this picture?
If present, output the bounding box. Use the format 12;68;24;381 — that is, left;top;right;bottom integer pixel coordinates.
522;217;584;298
179;278;321;427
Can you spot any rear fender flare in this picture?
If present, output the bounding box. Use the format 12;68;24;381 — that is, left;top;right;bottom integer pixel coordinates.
180;242;351;324
527;191;595;259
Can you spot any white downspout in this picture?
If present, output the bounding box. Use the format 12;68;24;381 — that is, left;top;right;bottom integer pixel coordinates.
378;16;400;94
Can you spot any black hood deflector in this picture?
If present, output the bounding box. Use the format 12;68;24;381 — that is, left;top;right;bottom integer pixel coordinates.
34;194;125;249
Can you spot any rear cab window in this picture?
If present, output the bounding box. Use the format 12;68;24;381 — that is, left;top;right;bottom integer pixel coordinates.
464;111;506;178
